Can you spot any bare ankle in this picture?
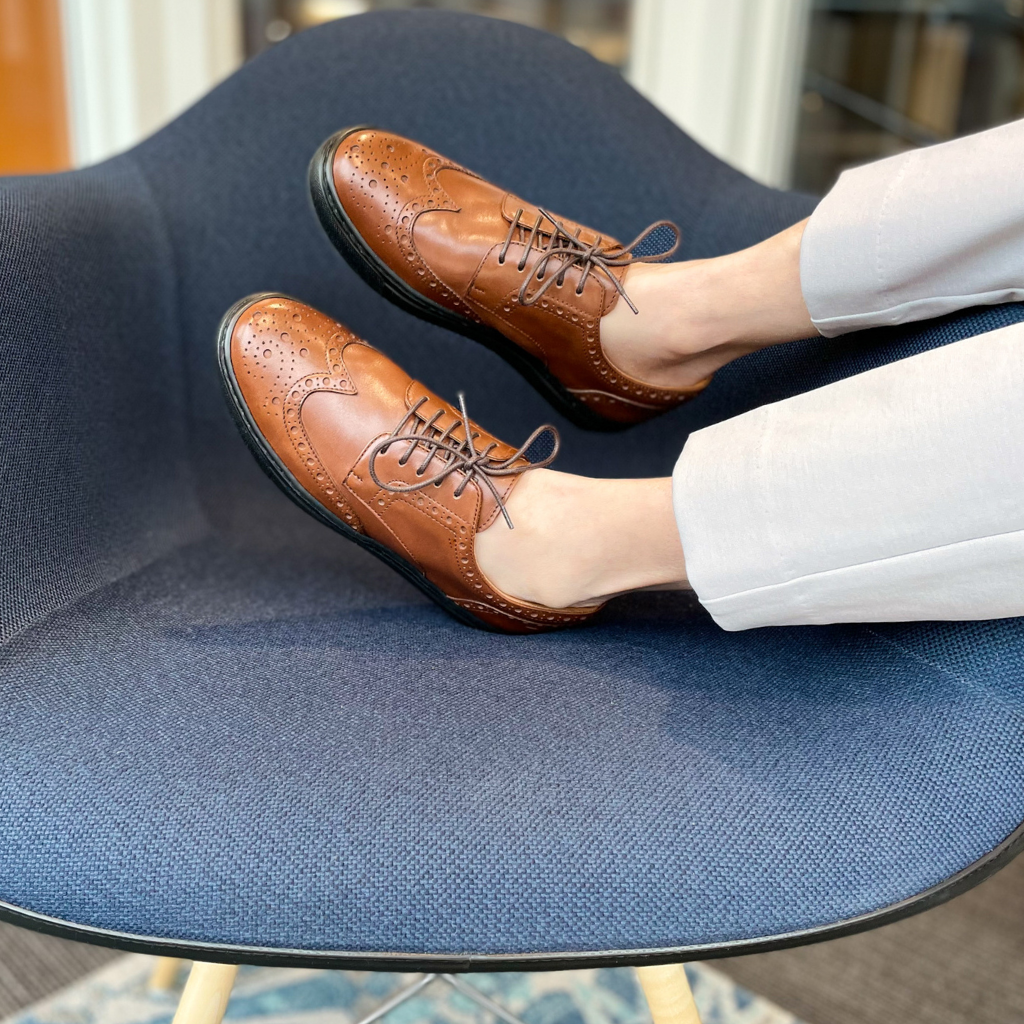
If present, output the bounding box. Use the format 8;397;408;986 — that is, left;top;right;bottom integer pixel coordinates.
474;471;591;608
474;470;687;610
600;261;732;389
600;219;816;389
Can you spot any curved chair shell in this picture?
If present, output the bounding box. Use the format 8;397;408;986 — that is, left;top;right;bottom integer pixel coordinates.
1;10;1023;971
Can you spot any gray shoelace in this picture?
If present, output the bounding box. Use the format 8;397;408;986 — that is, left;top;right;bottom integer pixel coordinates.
498;206;680;313
367;392;559;529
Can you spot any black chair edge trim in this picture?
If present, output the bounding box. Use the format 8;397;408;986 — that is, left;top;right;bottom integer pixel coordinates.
2;820;1022;973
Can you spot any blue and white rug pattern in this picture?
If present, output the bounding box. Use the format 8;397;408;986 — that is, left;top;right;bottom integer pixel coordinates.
2;955;801;1024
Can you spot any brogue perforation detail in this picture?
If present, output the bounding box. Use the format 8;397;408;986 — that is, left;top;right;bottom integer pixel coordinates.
282;375;365;530
395;181;488;323
241;305;366;532
452;597;591;632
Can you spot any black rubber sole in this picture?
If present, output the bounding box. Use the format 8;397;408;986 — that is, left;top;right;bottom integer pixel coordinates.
216;292;501;633
308;126;628;433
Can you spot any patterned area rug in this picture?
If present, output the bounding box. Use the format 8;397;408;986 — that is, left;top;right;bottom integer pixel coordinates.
1;954;801;1024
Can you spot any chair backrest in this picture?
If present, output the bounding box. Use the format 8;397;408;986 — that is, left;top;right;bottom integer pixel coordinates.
0;161;206;643
2;12;1024;963
2;9;1023;645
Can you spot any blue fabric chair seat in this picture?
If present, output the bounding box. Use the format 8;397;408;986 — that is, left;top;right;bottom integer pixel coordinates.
1;11;1023;969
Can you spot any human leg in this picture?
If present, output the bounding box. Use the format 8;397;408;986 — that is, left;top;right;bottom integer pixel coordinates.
474;471;686;609
482;122;1024;626
602;118;1024;393
599;218;814;390
479;117;1024;620
480;319;1024;626
674;323;1024;629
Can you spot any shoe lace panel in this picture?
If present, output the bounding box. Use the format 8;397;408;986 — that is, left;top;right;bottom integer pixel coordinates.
367;393;558;529
498;207;680;313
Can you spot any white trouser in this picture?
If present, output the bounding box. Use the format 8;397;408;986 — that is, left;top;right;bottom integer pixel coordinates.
674;118;1024;630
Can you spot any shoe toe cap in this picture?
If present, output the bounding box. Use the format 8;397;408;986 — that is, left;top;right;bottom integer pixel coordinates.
228;296;360;422
331;129;439;241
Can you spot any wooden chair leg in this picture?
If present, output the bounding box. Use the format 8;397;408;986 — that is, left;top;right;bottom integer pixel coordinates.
171;962;238;1024
150;956;186;991
636;964;702;1024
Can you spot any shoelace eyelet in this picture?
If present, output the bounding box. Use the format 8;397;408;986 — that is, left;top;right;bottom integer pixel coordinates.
499;206;680;314
367;394;559;530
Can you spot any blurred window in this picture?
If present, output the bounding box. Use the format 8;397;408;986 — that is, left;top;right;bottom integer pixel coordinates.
12;1;1021;198
0;0;69;174
795;0;1024;194
241;0;633;71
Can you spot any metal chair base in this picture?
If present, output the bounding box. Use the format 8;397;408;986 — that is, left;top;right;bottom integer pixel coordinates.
354;973;528;1024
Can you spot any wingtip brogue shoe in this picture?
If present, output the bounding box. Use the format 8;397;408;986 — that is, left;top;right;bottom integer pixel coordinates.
309;127;710;430
217;293;604;633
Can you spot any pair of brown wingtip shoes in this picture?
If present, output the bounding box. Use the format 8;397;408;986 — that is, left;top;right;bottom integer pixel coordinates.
219;127;706;633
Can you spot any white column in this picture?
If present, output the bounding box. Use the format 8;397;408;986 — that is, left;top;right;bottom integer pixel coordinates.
59;0;243;167
629;0;811;188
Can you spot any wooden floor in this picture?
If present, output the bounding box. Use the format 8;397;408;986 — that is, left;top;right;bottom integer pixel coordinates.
0;922;117;1019
717;853;1024;1024
2;855;1023;1023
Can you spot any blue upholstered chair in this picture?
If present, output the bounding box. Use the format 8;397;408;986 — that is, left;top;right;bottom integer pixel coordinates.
2;12;1023;1024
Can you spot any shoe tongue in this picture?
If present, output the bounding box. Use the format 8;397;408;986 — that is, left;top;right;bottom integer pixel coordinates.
500;193;608;250
402;380;526;530
404;381;460;435
404;381;508;455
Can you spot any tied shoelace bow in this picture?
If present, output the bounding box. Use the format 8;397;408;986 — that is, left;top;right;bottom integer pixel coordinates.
499;207;680;314
367;393;559;529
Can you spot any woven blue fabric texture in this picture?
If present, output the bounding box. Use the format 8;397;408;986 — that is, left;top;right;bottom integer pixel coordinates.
1;11;1023;959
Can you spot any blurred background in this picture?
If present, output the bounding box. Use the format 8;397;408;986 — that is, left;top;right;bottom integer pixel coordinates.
1;0;1023;192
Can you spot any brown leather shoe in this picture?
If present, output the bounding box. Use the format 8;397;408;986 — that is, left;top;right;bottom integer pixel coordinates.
217;293;604;633
309;127;710;430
